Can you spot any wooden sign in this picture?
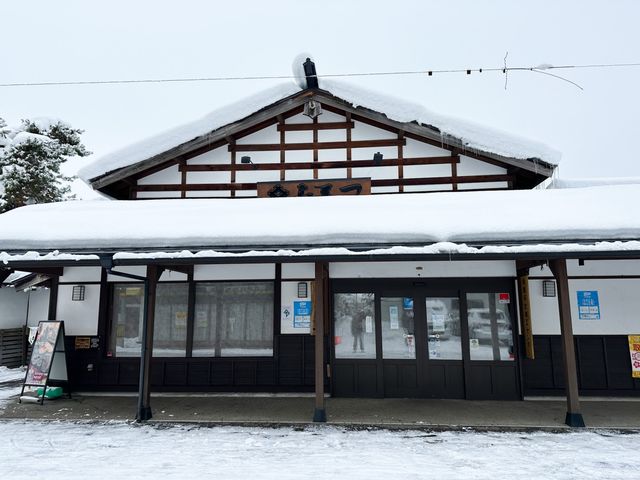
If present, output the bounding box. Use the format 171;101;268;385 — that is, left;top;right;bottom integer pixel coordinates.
75;336;91;349
21;321;69;404
258;177;371;198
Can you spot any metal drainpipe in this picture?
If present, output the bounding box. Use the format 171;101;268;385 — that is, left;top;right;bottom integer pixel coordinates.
105;267;151;422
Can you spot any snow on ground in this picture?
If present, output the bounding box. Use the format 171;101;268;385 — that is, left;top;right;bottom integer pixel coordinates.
0;366;24;384
0;371;639;480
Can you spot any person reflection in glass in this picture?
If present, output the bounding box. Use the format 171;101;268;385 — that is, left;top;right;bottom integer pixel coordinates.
351;311;365;353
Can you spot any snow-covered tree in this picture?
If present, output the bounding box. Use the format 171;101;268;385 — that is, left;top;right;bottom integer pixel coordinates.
0;117;90;212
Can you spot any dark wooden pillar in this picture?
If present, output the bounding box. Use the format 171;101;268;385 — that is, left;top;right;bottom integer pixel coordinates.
313;262;327;422
137;265;159;422
549;259;585;427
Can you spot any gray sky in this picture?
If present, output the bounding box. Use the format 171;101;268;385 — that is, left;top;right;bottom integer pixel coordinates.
3;0;640;183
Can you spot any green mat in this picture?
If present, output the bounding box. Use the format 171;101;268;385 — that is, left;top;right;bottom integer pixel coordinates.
35;387;64;399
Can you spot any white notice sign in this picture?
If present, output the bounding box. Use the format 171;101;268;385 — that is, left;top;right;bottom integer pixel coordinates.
389;306;399;330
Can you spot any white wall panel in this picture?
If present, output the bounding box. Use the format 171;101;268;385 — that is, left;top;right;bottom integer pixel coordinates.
317;128;346;142
136;191;181;199
137;165;181;185
457;156;507;175
403;164;452;178
235;125;279;144
281;263;315;279
61;267;101;283
403;138;449;157
0;288;28;328
285;130;312;143
351;121;395;140
187;171;231;184
188;147;230;165
194;264;275;281
458;182;509;190
57;285;100;335
330;261;516;278
529;260;640;278
529;278;640;335
27;289;51;325
285;149;313;163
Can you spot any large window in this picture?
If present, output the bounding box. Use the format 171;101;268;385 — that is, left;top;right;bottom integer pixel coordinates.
153;283;189;357
426;297;462;360
467;293;514;361
333;293;376;359
193;282;274;357
110;284;145;357
381;297;415;359
109;281;273;358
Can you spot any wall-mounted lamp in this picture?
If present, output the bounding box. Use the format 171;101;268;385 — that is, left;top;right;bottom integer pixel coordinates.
373;152;383;164
542;280;556;297
297;282;308;298
72;285;86;301
241;156;257;169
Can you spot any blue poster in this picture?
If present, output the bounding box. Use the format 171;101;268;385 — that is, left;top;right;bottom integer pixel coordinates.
293;301;312;328
577;291;600;320
403;297;414;310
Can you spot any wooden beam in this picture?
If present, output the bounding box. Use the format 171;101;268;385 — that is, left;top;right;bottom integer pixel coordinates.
279;117;285;182
312;262;327;422
398;131;404;193
137;265;160;422
136;172;511;193
346;112;352;179
179;155;459;172
16;267;63;276
277;121;354;131
313;117;318;179
549;259;585;428
230;138;405;152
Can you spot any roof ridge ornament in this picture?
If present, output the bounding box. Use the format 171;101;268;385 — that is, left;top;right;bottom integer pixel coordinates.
303;58;319;89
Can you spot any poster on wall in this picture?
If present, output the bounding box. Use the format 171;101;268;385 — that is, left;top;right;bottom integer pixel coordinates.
389;306;399;330
577;290;601;320
293;301;312;328
629;335;640;378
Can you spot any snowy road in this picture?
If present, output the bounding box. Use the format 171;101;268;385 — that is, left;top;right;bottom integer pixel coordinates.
1;367;639;480
0;420;638;479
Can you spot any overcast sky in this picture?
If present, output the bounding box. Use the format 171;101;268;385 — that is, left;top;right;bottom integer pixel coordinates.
2;0;640;186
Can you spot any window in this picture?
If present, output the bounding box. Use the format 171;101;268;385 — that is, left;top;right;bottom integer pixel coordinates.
333;293;376;359
153;283;189;357
381;297;415;359
426;297;462;360
193;282;274;357
467;293;514;361
110;284;144;357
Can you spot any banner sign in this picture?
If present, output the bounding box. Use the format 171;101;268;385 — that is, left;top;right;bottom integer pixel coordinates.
629;335;640;378
21;321;69;404
577;290;600;320
293;301;312;328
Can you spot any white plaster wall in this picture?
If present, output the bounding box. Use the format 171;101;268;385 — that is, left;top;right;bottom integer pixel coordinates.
403;164;453;179
329;261;516;278
286;113;313;124
27;289;50;325
351;121;396;140
0;288;28;328
56;284;100;335
194;264;275;281
530;259;640;278
457;156;507;175
137;165;181;185
235;125;279;145
188;147;230;165
458;182;509;190
280;280;312;334
136;191;181;199
281;263;315;279
285;130;312;143
404;138;450;158
60;267;101;283
529;278;640;335
107;266;146;282
187;171;231;184
285;149;313;163
404;184;452;192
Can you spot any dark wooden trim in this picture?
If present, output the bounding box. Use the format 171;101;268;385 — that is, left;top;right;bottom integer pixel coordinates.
398;131;404;193
549;259;585;427
48;276;59;320
279;117;286;182
346;112;353;179
278;121;354;132
179;155;458;172
451;150;458;191
136;173;513;193
313;117;318;180
313;261;327;422
230;139;405;152
186;269;195;357
179;160;187;198
230;143;236;198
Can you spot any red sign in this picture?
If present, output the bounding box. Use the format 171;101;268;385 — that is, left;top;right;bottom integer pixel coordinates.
499;293;510;304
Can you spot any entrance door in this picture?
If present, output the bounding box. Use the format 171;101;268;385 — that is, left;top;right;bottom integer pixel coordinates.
330;280;520;399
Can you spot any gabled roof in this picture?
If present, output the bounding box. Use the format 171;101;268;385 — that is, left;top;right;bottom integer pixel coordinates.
78;79;560;190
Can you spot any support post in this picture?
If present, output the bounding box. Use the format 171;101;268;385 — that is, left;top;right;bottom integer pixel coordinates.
549;259;585;428
137;265;159;422
312;262;327;422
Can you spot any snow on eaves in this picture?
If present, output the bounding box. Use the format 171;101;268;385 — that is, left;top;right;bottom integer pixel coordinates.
78;79;560;183
0;185;636;254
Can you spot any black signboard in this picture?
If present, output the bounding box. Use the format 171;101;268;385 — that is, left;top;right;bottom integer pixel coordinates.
20;321;69;404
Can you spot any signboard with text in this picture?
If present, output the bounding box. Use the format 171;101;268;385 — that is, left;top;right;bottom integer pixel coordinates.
629;335;640;378
577;290;600;320
257;178;371;198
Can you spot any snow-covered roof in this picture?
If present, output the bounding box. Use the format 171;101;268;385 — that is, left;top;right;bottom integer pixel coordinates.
0;185;636;257
545;177;640;189
78;79;560;183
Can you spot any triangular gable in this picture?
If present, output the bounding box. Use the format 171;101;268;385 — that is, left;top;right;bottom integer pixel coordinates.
80;81;559;198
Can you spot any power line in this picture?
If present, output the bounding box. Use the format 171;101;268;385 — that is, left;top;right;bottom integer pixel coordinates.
1;62;639;88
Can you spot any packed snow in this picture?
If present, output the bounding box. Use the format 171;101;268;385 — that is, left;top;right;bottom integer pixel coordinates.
1;368;639;479
78;74;559;182
0;185;637;254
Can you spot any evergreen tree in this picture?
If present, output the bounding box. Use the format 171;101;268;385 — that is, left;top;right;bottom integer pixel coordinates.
0;118;90;212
